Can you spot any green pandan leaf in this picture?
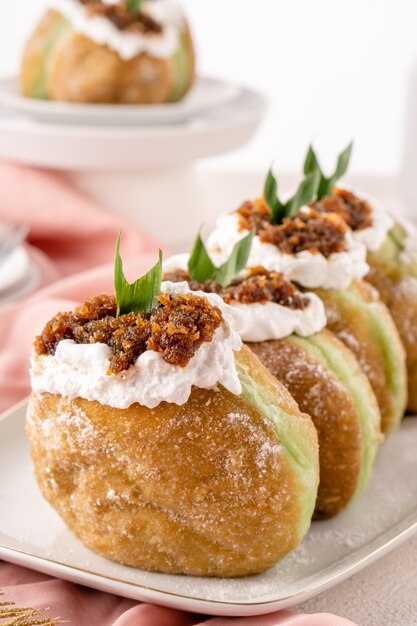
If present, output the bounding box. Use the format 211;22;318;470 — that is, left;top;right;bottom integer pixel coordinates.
286;172;321;218
304;141;353;200
188;229;255;288
115;231;162;316
263;167;320;224
264;167;283;223
214;230;255;287
304;146;321;179
187;233;216;284
126;0;144;15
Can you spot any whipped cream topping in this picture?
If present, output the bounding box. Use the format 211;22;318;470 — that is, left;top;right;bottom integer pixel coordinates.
207;212;369;290
233;298;326;342
30;282;243;410
163;255;327;342
398;217;417;265
50;0;184;60
342;187;394;252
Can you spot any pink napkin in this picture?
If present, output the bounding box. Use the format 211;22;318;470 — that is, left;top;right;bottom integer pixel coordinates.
0;160;158;277
0;161;359;626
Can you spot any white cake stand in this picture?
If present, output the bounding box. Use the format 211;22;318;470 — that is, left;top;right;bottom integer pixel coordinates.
0;85;266;246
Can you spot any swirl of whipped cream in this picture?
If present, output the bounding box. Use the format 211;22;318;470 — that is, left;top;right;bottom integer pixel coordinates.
163;255;327;342
233;298;326;342
207;211;369;290
50;0;184;60
30;282;243;410
341;187;394;252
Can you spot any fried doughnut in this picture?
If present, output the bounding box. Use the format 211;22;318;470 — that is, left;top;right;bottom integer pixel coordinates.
366;225;417;413
312;188;413;415
250;330;381;519
21;4;195;104
163;263;382;519
207;196;408;434
27;289;319;577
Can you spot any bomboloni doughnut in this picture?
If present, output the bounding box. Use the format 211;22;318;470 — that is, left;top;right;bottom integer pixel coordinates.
164;260;382;519
27;280;319;577
207;187;407;435
312;187;417;414
366;225;417;412
21;0;195;104
305;144;414;414
250;331;381;519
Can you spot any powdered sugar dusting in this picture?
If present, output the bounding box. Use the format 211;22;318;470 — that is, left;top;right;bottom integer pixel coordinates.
26;387;304;577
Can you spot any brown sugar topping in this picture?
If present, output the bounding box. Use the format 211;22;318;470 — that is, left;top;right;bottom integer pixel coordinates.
163;268;309;310
148;293;223;367
311;188;373;232
236;200;349;257
78;0;163;34
236;198;271;233
35;293;223;374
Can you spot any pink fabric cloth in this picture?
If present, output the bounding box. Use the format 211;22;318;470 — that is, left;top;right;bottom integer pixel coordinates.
0;161;158;277
0;161;359;626
0;562;357;626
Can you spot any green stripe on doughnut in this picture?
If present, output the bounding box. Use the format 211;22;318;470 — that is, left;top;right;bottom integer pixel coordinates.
290;333;380;499
235;355;318;543
370;224;417;275
30;17;72;99
370;228;402;264
169;31;191;102
330;285;406;435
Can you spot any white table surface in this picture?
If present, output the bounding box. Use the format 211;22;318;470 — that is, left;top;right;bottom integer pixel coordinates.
296;531;417;625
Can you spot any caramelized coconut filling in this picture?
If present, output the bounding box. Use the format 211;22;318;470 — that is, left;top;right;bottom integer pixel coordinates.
34;292;223;375
236;201;349;258
311;188;373;232
163;268;310;310
78;0;163;33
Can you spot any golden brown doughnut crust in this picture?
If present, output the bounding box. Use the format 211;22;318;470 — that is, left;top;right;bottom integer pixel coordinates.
366;262;417;413
21;10;195;104
249;333;362;519
26;347;317;577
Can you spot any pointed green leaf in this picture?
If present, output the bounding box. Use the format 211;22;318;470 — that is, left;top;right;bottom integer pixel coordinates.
317;174;331;200
126;0;144;15
264;166;285;223
303;141;354;200
303;145;322;177
188;229;255;288
187;231;216;283
332;141;353;184
115;231;162;316
263;166;319;223
286;171;320;218
213;230;255;287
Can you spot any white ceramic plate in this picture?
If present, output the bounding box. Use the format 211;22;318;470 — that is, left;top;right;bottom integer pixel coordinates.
0;247;39;305
0;246;30;293
0;76;240;126
1;401;416;617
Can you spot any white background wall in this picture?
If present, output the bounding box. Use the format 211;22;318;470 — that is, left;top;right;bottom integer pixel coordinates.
1;0;417;175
